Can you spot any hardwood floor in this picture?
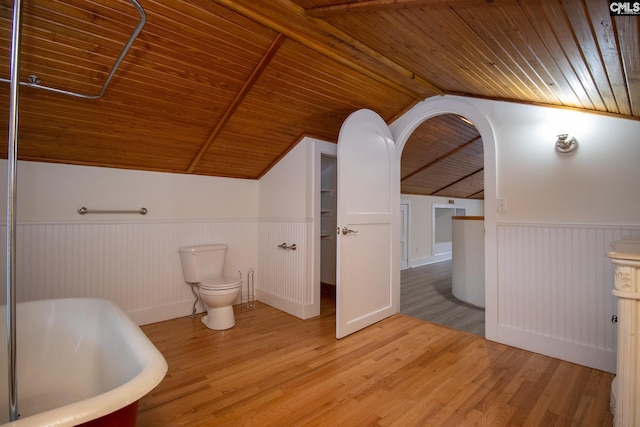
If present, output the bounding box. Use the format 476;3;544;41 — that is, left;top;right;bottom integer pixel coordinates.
401;261;485;336
137;298;613;426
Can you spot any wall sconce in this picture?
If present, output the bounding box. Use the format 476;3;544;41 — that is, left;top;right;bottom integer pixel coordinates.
555;134;578;153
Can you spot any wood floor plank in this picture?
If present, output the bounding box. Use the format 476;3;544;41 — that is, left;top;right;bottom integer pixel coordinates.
401;260;485;336
137;297;613;426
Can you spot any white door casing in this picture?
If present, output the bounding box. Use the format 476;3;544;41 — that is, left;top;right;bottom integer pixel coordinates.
336;109;400;339
389;96;497;341
400;202;409;269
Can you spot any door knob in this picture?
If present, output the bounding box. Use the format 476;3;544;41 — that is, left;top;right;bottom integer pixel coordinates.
342;227;358;235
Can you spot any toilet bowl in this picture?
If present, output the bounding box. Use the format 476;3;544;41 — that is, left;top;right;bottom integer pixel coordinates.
179;244;242;330
199;277;242;330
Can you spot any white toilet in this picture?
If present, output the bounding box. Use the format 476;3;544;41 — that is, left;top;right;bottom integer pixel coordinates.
179;244;242;330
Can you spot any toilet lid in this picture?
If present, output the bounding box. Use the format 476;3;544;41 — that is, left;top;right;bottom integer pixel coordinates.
200;277;242;290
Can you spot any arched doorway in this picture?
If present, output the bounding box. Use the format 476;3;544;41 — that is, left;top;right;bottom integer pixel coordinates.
389;96;498;341
399;113;485;335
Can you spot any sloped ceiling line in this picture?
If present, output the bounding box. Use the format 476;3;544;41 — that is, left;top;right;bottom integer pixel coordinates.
304;0;511;17
186;33;286;173
401;135;481;181
217;0;442;98
432;167;483;196
467;189;484;199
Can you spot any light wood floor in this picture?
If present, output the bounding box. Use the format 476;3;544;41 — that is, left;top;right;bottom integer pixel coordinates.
137;298;613;426
401;261;485;336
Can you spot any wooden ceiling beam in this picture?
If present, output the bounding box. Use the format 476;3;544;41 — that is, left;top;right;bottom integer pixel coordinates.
431;167;484;195
186;33;286;174
305;0;519;17
466;189;484;199
216;0;442;98
401;135;481;181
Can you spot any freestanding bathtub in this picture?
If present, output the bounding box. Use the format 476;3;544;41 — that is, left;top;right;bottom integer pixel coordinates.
0;298;167;426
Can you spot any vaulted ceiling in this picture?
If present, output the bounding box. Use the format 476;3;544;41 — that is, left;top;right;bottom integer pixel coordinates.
0;0;638;200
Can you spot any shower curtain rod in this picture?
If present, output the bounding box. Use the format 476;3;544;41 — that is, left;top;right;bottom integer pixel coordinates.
0;0;146;99
5;0;146;422
6;0;21;421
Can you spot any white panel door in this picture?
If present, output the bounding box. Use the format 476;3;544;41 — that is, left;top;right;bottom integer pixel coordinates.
336;109;400;339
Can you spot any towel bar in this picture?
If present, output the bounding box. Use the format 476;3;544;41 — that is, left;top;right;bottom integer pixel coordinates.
78;207;148;215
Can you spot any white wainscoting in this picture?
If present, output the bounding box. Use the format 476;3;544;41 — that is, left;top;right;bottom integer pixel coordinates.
0;219;258;325
257;219;314;319
497;223;640;373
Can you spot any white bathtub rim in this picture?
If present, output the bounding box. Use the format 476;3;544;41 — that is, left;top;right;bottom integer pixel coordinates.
5;368;165;427
1;297;168;427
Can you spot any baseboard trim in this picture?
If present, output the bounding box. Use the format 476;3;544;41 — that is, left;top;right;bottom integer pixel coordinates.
127;300;204;326
498;324;616;373
256;290;316;320
408;254;452;268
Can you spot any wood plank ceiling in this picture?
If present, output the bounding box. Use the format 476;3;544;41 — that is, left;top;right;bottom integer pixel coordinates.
0;0;638;200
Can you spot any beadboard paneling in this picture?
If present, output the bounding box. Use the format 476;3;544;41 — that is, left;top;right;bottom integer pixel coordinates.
257;219;314;318
497;223;640;372
0;220;258;325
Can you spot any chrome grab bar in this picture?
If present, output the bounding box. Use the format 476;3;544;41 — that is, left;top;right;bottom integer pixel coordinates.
78;207;148;215
277;242;297;250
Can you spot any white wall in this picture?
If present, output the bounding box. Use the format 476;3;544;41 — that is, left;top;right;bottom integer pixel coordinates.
461;97;640;225
257;138;313;317
9;161;258;222
257;137;336;319
0;161;259;324
258;142;311;220
401;194;484;267
474;99;640;372
0;136;332;325
394;95;640;372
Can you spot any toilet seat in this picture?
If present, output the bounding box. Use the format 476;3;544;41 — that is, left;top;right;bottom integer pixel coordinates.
200;277;241;291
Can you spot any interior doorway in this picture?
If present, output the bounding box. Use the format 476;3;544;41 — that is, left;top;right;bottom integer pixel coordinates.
320;154;337;310
432;203;467;257
390;96;497;341
397;113;485;336
329;97;497;340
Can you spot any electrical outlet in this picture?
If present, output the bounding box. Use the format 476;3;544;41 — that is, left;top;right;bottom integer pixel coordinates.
497;197;507;212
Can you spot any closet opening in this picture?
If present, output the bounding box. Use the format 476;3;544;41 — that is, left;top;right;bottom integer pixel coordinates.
320;154;337;312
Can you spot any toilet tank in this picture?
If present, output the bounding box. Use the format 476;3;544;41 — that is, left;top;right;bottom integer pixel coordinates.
179;244;227;283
